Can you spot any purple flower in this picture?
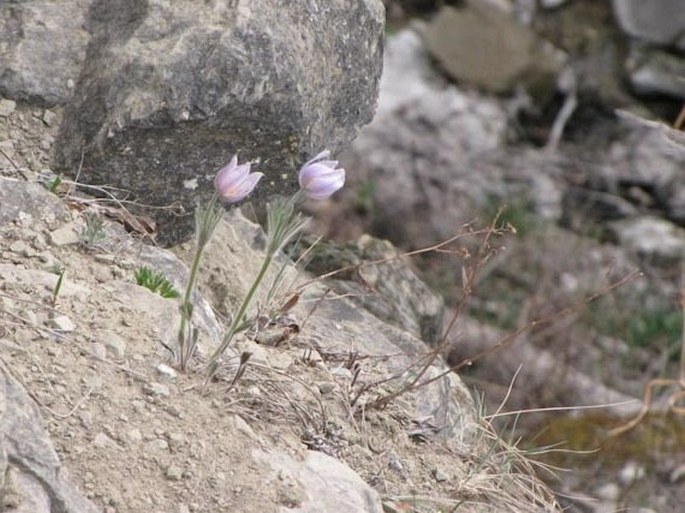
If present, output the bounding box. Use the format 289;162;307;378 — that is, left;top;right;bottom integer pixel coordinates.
298;150;345;200
213;155;263;203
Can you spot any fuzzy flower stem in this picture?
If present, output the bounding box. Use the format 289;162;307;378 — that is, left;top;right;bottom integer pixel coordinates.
206;190;309;373
178;192;223;371
208;252;273;364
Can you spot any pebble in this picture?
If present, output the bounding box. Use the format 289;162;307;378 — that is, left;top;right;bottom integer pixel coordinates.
146;438;169;452
9;240;33;257
166;465;183;481
132;400;146;413
143;382;171;397
49;224;81;246
670;463;685;483
49;315;76;332
317;382;335;394
387;453;403;474
595;482;620;502
156;363;178;380
91;343;107;359
101;332;126;359
93;432;115;448
432;468;449;482
42;109;57;126
619;461;645;484
125;429;143;444
0;98;16;117
331;367;353;379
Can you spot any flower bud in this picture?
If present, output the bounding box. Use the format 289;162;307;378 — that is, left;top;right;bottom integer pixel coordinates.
298;150;345;200
213;155;263;203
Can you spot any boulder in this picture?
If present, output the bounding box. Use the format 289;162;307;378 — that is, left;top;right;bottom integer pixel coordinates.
0;368;99;513
626;43;685;100
4;0;385;244
0;1;90;105
612;0;685;51
607;216;685;265
290;234;446;345
423;2;565;98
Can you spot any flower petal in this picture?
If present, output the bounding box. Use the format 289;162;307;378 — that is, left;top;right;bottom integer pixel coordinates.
221;172;264;203
214;156;251;196
303;150;331;167
302;168;345;200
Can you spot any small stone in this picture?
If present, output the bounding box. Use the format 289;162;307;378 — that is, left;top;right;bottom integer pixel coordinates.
619;461;645;484
143;382;170;397
90;343;107;359
50;315;76;332
46;346;62;357
132;400;146;413
245;385;261;396
43;109;57;126
156;363;178;380
9;240;32;256
146;438;169;452
387;454;403;474
0;99;16;117
166;465;183;481
101;332;126;359
595;482;620;502
125;429;143;444
331;367;353;379
49;224;81;246
670;463;685;483
93;432;115;448
432;468;449;482
317;382;335;394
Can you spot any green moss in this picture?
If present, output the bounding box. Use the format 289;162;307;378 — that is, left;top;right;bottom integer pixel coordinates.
531;412;685;471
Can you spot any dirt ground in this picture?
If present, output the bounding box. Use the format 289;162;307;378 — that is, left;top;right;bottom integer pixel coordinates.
0;101;559;513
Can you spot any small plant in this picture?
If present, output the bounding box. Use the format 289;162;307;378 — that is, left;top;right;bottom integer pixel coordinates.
50;265;65;306
135;266;180;299
46;175;63;195
175;150;345;375
80;212;106;247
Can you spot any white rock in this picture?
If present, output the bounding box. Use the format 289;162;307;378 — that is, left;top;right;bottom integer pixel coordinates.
93;432;115;448
156;363;178;379
49;223;81;246
42;109;57;126
595;482;620;502
143;382;171;397
0;98;16;117
145;438;169;452
613;0;685;50
619;461;645;485
101;332;126;359
609;217;685;264
50;315;75;332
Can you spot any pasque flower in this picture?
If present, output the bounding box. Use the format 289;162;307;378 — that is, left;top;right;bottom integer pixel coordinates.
214;155;263;203
298;150;345;200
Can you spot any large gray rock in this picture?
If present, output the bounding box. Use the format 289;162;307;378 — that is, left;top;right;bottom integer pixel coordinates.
626;43;685;100
32;0;384;244
423;2;565;98
342;30;572;247
612;0;685;51
0;368;99;513
261;450;383;513
0;1;90;104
